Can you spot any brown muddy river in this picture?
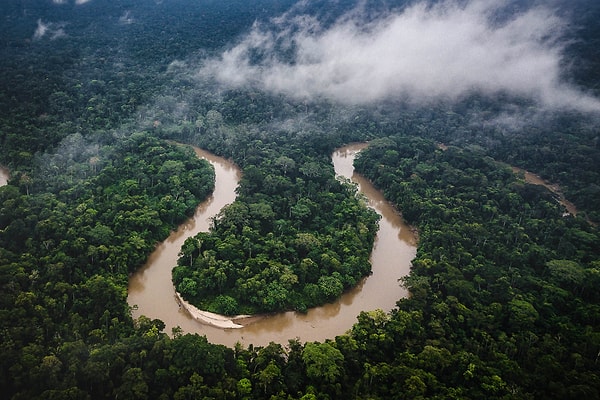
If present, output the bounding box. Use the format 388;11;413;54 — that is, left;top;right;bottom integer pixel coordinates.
0;167;9;186
127;143;417;347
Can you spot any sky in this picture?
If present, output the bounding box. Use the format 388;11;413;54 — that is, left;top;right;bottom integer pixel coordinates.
198;0;600;113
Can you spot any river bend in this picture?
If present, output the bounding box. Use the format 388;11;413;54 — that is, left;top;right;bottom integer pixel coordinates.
128;144;417;347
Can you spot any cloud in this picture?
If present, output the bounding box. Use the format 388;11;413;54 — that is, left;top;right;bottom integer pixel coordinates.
33;19;50;40
119;10;134;25
33;19;66;40
199;0;600;113
51;0;92;4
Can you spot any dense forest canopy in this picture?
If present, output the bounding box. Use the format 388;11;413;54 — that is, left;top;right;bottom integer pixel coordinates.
1;0;600;399
172;140;381;314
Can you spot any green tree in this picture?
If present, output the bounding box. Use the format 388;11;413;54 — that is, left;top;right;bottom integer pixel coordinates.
114;367;148;400
255;361;282;396
236;377;252;399
302;342;344;384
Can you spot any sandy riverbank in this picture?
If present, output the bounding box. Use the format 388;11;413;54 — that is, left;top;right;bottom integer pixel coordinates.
174;291;260;329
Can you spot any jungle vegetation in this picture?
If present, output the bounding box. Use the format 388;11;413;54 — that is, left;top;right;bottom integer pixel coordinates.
172;140;380;314
1;0;600;399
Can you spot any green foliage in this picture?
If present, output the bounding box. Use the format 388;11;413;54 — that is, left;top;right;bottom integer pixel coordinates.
0;133;214;397
302;342;344;384
1;1;600;399
173;137;379;314
354;136;600;398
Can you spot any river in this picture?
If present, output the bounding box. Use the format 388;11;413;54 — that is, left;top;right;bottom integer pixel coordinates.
511;166;578;216
438;143;579;217
127;143;417;347
0;167;9;186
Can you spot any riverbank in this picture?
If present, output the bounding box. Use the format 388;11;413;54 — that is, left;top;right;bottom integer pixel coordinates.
437;143;579;217
129;144;416;346
174;291;258;329
511;166;578;216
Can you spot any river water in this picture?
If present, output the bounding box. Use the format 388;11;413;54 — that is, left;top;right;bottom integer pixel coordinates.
127;143;417;347
0;167;9;186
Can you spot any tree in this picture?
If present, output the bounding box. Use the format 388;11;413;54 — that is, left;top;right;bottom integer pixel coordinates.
274;156;296;176
114;367;148;400
302;342;344;384
546;259;586;294
174;373;208;400
317;275;343;300
236;377;252;399
178;278;198;298
507;297;539;333
255;361;282;396
213;295;239;315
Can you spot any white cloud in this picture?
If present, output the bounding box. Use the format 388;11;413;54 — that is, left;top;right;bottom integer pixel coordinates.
51;0;92;4
167;60;188;73
199;0;600;113
33;19;66;41
33;19;50;40
119;10;134;25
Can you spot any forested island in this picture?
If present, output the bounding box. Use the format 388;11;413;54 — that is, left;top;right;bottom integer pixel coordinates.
1;0;600;399
172;140;380;315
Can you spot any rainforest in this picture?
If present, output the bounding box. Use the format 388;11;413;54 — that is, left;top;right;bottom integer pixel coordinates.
1;0;600;399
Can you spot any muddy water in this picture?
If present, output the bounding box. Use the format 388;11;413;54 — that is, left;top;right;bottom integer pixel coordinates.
0;167;9;186
127;147;240;333
128;144;417;347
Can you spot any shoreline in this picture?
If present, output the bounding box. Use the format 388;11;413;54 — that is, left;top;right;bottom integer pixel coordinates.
174;290;260;329
130;143;417;346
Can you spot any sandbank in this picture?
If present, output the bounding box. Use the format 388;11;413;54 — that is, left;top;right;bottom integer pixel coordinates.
175;291;257;329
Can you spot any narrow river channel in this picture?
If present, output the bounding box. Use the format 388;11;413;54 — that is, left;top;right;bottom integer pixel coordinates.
128;143;417;347
0;167;9;186
511;166;578;216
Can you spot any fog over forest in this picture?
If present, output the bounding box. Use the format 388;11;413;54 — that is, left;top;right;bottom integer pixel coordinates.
201;0;600;112
28;0;600;121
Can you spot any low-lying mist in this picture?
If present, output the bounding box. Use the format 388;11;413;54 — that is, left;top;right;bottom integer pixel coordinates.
197;0;600;114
